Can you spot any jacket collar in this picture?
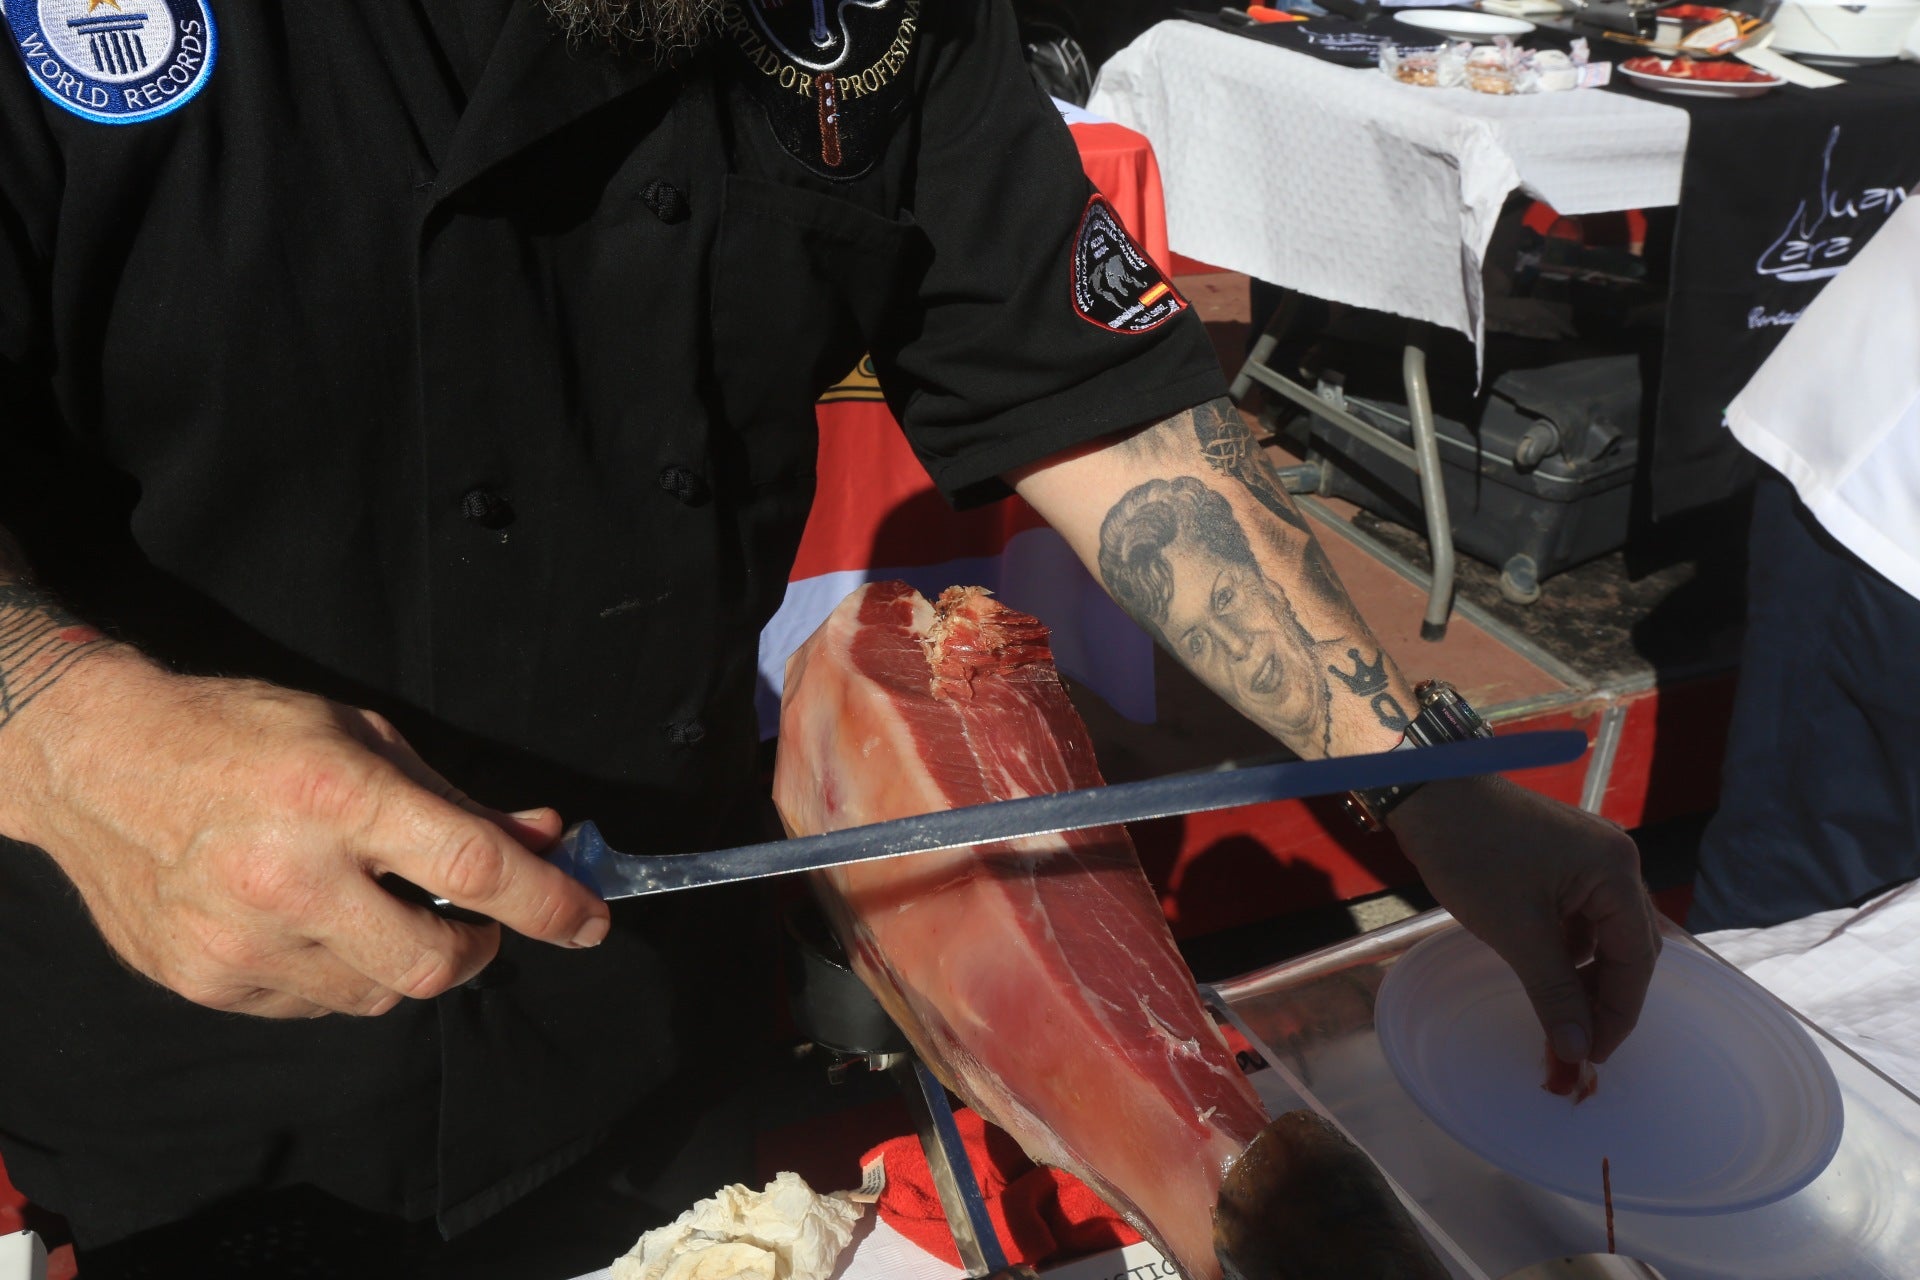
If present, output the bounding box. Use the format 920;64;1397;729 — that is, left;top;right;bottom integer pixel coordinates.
432;5;679;202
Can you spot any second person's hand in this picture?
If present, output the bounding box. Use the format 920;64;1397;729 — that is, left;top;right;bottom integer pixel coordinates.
1389;774;1662;1066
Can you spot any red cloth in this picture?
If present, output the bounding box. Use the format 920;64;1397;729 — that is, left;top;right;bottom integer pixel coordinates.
1068;121;1173;273
864;1108;1142;1270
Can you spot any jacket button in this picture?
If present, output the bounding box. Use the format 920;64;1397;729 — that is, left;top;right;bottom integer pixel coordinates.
642;179;689;224
461;488;515;530
657;464;710;506
666;719;706;746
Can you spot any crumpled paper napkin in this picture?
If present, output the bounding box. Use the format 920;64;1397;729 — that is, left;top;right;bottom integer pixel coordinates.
610;1172;862;1280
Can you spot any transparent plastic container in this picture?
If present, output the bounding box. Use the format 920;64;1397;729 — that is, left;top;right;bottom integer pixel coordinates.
1208;912;1920;1280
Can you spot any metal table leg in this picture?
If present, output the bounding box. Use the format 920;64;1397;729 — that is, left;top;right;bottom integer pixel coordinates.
1229;332;1279;404
1401;339;1455;641
1225;302;1458;640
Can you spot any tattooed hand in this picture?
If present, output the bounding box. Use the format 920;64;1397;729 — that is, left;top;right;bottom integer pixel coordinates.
0;554;609;1018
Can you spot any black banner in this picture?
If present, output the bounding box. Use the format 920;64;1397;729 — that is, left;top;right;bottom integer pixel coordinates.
1648;64;1920;517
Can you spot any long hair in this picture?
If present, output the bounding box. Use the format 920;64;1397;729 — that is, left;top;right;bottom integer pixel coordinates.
1097;477;1255;632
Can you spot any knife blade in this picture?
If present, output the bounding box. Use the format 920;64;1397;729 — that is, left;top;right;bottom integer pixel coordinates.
548;729;1586;902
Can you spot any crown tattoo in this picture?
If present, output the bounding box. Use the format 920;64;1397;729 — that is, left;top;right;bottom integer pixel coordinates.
1328;647;1390;697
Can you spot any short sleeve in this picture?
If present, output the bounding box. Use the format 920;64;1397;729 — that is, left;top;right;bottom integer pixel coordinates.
875;0;1226;507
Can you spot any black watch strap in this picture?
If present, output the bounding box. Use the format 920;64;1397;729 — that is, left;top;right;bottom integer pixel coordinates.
1340;734;1422;832
1343;681;1493;832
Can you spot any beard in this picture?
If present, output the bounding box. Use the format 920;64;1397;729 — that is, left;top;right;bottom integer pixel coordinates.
543;0;723;52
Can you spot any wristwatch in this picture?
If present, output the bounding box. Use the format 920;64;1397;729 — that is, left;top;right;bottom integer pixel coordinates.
1341;680;1493;832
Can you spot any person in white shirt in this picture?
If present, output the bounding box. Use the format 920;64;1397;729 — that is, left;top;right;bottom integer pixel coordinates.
1690;194;1920;932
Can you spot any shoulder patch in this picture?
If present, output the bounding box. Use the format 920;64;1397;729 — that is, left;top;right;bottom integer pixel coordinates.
1071;195;1187;335
721;0;919;181
5;0;216;125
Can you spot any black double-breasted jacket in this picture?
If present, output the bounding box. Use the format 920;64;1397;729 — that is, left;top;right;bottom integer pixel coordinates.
0;0;1222;1244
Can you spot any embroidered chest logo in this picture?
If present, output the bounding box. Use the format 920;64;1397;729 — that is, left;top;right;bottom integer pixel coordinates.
722;0;918;180
3;0;215;124
1071;196;1186;335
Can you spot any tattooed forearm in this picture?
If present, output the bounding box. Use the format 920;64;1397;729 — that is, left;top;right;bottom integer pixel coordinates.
1188;399;1311;536
1190;399;1417;726
1088;399;1420;756
0;584;113;732
1187;398;1372;625
1328;647;1411;733
1020;397;1421;754
1097;475;1335;752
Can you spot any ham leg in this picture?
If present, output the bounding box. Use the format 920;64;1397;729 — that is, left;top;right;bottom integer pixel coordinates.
773;582;1269;1280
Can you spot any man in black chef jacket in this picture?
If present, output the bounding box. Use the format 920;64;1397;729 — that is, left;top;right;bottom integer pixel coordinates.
0;1;1658;1275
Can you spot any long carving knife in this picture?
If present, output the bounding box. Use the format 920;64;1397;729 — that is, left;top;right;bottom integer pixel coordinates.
549;729;1586;901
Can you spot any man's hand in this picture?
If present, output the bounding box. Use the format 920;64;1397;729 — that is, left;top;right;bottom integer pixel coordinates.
6;658;611;1019
1389;775;1661;1065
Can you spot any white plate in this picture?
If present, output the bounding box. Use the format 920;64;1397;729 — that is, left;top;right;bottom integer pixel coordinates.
1790;50;1900;65
1618;62;1785;96
1375;928;1843;1215
1394;8;1539;37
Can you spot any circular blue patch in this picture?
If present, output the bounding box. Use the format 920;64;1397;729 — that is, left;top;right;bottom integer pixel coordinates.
6;0;216;125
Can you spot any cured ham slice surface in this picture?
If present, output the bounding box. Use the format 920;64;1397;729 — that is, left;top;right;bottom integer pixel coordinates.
773;581;1269;1279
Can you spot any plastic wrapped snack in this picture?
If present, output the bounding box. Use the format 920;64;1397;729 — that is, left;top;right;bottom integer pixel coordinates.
1465;40;1519;93
1384;35;1602;93
1529;48;1581;92
1468;64;1517;93
1380;41;1465;87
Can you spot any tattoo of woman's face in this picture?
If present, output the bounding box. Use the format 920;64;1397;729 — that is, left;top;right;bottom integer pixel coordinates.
1098;477;1328;745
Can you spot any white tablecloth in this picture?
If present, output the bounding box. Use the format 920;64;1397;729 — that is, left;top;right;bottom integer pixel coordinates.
1700;879;1920;1098
1088;21;1692;356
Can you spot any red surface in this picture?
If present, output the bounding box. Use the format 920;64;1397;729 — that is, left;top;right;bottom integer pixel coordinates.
1594;676;1737;830
0;1162;21;1238
1068;122;1174;274
791;411;1050;579
0;1161;73;1280
1521;201;1650;254
864;1107;1141;1270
